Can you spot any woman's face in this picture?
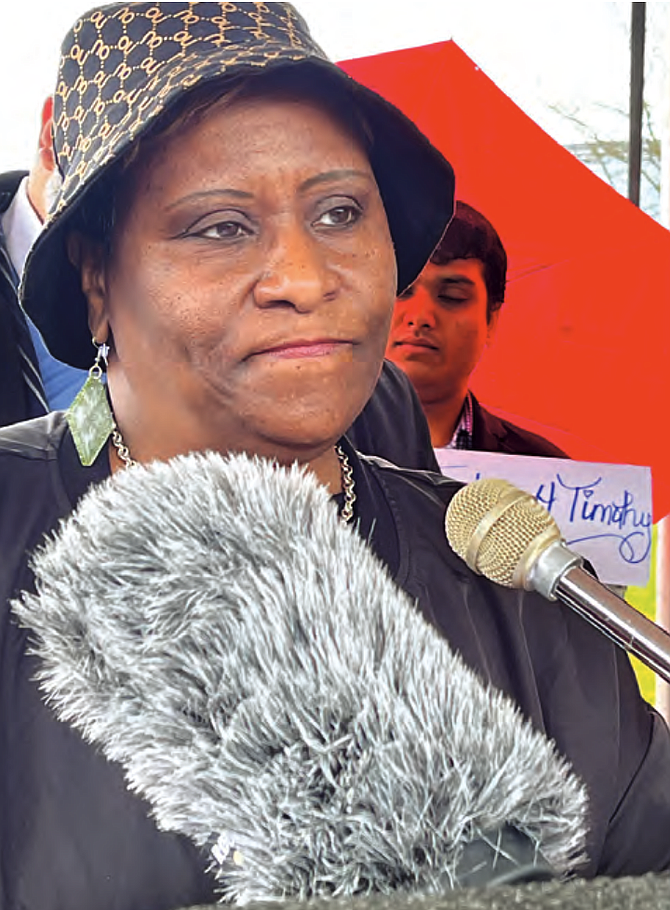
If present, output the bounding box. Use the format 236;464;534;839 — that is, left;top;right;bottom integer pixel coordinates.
82;92;397;463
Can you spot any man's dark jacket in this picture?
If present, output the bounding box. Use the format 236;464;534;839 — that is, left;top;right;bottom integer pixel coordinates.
471;393;568;458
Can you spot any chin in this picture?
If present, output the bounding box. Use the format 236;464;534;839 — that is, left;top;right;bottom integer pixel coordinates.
386;358;424;385
245;376;372;441
248;409;355;458
270;419;349;449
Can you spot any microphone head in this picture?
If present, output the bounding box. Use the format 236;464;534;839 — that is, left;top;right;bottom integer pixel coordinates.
14;453;587;901
445;478;561;588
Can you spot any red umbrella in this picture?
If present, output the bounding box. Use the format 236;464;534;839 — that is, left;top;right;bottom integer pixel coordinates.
341;42;670;519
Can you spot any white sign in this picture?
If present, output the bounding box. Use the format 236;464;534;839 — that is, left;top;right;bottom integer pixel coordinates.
435;450;652;587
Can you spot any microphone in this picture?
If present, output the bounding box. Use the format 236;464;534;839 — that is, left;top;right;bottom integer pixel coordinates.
14;452;587;902
445;478;670;685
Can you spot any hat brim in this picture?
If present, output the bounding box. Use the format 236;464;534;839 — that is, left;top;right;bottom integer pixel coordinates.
23;55;454;370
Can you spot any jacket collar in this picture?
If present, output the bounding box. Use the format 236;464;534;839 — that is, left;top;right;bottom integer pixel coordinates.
470;392;509;450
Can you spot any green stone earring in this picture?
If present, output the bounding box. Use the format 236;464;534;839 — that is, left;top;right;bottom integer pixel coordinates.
66;338;115;467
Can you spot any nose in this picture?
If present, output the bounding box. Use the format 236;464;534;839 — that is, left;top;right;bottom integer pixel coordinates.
401;288;436;330
253;220;337;312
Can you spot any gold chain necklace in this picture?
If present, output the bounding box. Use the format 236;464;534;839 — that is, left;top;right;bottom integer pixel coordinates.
335;444;356;524
110;431;356;523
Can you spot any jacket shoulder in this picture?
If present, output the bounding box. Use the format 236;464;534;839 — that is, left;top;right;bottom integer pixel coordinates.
361;454;463;507
348;360;439;472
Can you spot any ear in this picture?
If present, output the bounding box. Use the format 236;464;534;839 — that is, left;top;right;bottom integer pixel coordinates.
38;96;56;174
486;308;500;346
67;231;110;344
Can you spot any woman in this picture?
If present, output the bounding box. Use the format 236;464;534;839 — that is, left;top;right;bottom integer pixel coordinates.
1;4;669;909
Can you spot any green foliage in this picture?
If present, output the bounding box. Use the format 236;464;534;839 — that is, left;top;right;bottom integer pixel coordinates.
553;102;662;220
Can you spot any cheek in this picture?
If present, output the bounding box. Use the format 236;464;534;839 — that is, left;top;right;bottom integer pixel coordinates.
389;303;407;332
451;316;490;364
363;281;395;357
106;247;237;359
358;232;397;336
363;257;395;319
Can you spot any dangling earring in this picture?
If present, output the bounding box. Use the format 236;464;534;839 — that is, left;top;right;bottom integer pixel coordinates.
66;337;116;467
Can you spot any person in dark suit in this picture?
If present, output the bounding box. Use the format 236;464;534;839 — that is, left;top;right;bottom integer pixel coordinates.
0;169;48;426
0;98;86;426
386;201;567;459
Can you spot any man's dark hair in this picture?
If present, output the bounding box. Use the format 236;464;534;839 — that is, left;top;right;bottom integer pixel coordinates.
431;201;507;320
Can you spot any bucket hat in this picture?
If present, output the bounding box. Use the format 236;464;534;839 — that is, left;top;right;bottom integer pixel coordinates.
22;2;455;369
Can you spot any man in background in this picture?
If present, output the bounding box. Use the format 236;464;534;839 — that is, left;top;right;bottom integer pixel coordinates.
386;200;567;461
0;97;86;427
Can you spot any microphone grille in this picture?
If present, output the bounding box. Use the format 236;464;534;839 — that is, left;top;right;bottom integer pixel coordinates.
445;478;559;587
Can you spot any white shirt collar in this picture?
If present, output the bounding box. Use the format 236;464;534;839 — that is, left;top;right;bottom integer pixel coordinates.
0;176;42;279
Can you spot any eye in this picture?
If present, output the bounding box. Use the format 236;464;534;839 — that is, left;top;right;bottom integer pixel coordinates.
314;203;362;229
183;210;255;242
194;220;252;241
438;293;469;304
437;287;471;306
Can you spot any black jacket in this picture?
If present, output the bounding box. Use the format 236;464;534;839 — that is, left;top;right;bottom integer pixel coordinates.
1;415;669;910
348;359;439;471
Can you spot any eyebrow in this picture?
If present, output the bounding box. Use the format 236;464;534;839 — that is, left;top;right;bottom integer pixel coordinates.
401;275;477;298
164;170;372;212
164;188;254;211
299;169;373;193
431;276;478;297
437;275;476;287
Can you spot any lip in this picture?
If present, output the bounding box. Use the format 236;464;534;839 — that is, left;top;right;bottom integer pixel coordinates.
250;338;353;360
392;336;439;351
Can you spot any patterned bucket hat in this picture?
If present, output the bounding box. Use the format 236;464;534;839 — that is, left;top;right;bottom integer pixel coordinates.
22;2;455;369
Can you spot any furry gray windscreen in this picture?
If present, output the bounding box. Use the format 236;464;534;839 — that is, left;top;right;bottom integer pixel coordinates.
13;452;588;902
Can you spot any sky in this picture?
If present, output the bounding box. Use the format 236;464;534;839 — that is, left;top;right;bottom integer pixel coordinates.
1;1;667;211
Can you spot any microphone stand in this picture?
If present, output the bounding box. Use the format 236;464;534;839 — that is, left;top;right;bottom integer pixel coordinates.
557;565;670;685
